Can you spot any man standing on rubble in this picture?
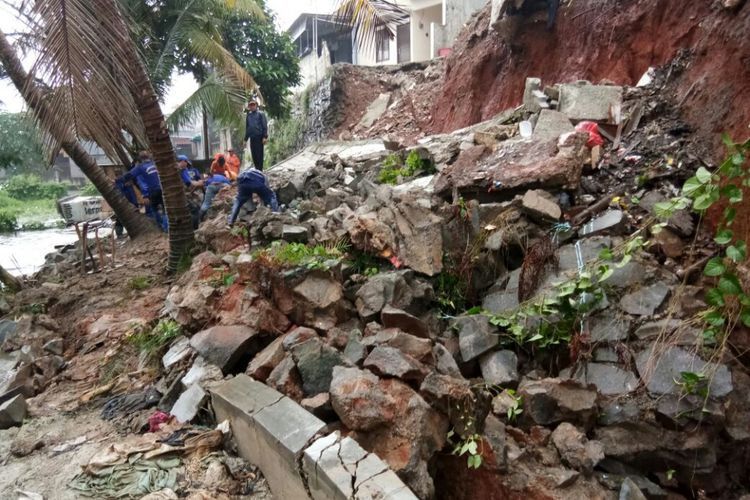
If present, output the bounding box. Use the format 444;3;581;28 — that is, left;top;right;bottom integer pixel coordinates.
243;97;268;170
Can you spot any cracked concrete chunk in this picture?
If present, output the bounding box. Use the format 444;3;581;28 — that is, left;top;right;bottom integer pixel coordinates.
254;396;326;461
170;384;207;423
303;432;369;500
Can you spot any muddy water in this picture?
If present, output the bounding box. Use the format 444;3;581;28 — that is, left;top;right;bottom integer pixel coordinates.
0;228;79;277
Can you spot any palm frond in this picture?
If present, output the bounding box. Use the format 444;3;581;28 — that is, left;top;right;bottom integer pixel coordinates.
166;72;247;132
18;0;146;162
334;0;409;49
183;29;258;92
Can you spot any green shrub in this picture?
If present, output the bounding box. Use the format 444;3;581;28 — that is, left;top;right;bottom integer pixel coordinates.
127;319;182;355
266;117;304;167
0;208;17;232
2;174;69;200
80;182;100;196
378;151;435;185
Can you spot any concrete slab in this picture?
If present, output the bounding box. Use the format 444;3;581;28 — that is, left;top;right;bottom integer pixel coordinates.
170;384;207;423
212;374;418;499
358;93;391;129
559;83;623;123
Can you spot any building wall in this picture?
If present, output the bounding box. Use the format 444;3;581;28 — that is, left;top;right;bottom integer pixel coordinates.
356;36;398;66
410;4;442;62
438;0;486;51
296;42;334;91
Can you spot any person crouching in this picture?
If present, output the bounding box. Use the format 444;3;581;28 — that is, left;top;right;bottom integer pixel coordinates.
228;169;279;226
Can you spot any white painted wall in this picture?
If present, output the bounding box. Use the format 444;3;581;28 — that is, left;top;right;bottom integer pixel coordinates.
295;42;333;91
410;4;442;62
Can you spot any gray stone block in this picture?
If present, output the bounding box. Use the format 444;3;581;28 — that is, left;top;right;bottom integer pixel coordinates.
558;83;623;123
0;394;27;429
170;384;207;423
532;110;574;142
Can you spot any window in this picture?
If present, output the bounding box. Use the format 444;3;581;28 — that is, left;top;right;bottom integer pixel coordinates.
376;36;390;63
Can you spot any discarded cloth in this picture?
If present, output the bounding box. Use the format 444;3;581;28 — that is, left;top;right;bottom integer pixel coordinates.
69;457;180;498
575;121;604;148
148;411;172;433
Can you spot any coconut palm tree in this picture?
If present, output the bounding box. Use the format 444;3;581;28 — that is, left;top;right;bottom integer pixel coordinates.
334;0;409;49
121;0;263;155
6;0;198;271
0;28;156;239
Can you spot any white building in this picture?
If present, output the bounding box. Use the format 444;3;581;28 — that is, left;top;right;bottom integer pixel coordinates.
289;0;487;89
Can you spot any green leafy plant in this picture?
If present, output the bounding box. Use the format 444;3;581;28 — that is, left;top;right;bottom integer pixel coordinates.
652;135;750;347
447;430;483;469
127;319;182;355
254;239;349;270
435;269;468;314
0;208;17;232
1;174;68;201
377;151;435;185
176;252;193;274
80;182;100;196
505;389;524;422
675;371;709;398
128;276;153;291
22;302;45;314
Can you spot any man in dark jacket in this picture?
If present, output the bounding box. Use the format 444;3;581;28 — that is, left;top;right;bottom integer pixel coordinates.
244;98;268;170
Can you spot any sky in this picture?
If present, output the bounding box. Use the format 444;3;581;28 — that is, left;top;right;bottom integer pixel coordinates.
0;0;338;115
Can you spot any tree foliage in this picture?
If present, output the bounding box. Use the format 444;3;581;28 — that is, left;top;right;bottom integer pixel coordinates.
222;4;301;118
0;113;47;175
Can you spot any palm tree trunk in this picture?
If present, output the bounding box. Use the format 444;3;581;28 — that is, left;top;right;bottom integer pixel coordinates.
0;29;155;239
202;107;210;159
104;0;195;272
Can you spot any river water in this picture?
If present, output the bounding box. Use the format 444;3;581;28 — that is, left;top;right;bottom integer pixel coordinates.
0;228;79;277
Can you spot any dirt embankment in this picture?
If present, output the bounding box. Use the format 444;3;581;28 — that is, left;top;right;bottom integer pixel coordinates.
431;0;750;144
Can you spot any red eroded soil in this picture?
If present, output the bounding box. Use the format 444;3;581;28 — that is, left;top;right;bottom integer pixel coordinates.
431;0;750;145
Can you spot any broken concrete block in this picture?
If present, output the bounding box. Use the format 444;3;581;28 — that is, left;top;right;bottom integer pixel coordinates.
189;325;261;373
0;394;27;429
522;189;562;221
162;336;193;369
532;110;574;142
523;77;543;113
579;210;626;236
281;225;308;243
181;356;224;389
558;83;623;123
211;375;326;500
170;384;207;423
359;93;391;129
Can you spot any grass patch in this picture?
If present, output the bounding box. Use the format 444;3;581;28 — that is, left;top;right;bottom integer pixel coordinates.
127;319;182;355
128;276;153;290
0;191;62;232
378;150;436;185
254;240;349;270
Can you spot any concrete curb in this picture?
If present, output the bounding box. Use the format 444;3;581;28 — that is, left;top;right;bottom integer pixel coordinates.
211;374;418;500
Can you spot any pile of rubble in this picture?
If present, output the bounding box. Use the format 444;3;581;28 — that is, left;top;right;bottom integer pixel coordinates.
147;71;749;498
3;63;749;498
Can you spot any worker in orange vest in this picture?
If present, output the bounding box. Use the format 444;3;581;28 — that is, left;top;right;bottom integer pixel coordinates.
225;148;241;181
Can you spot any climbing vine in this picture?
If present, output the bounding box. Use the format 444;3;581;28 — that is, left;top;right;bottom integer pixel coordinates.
652;135;750;346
